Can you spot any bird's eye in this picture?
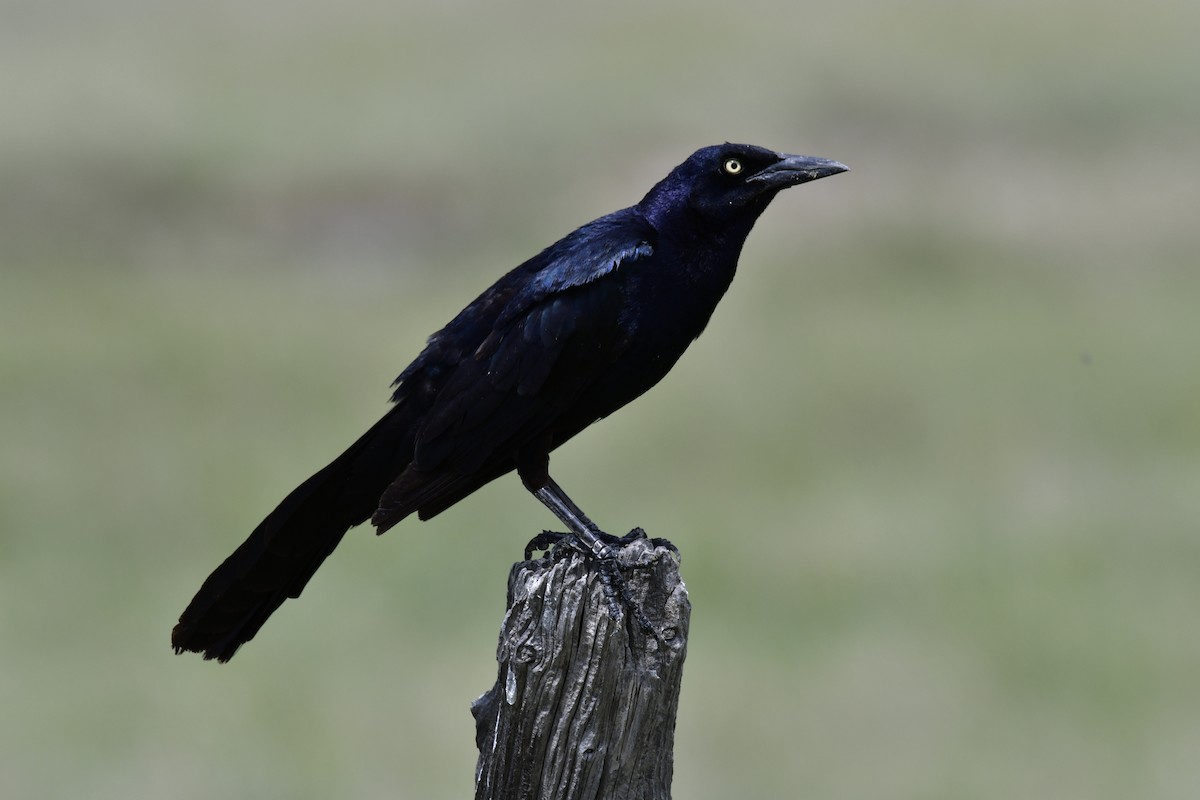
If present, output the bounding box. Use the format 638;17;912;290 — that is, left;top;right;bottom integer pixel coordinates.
722;158;743;175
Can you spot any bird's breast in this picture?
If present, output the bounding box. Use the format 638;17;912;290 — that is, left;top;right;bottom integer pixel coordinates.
620;249;736;345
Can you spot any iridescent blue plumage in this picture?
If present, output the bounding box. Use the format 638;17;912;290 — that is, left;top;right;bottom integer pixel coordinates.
173;143;847;661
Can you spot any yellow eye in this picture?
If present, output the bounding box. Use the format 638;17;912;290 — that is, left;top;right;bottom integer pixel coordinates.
722;158;743;175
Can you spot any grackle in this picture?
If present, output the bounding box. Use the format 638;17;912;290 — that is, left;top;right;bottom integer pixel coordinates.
172;143;847;661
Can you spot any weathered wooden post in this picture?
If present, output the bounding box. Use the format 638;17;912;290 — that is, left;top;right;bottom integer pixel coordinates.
472;536;690;800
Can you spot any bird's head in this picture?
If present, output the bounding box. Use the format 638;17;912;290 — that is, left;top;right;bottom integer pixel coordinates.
639;143;848;239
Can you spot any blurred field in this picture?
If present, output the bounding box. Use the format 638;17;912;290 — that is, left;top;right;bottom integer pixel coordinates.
3;1;1199;798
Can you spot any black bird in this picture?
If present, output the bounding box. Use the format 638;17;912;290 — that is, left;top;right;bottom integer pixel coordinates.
172;143;847;661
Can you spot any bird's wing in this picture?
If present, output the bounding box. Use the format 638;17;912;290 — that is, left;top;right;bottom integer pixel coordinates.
387;215;650;400
371;214;654;527
416;218;654;470
496;237;653;329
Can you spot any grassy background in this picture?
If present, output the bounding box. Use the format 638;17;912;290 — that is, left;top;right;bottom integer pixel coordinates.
3;1;1198;798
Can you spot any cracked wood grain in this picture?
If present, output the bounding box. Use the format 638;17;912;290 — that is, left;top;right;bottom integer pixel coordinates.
472;537;690;800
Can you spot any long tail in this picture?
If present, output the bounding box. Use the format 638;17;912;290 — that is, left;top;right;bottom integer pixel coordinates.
171;405;415;662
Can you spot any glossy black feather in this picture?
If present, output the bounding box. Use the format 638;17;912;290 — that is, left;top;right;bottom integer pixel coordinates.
172;143;847;661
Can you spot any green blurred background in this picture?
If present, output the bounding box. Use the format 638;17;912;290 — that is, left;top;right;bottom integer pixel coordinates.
3;0;1198;797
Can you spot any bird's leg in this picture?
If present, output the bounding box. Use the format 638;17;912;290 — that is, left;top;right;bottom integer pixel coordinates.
532;478;616;561
528;477;656;635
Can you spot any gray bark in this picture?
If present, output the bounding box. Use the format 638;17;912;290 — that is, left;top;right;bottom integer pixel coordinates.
472;537;690;800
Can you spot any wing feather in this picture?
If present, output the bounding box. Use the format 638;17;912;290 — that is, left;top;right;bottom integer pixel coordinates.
372;210;654;529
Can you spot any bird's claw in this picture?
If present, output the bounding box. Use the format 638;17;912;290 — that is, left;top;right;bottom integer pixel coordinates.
524;527;675;562
594;555;657;637
522;528;662;638
524;530;577;561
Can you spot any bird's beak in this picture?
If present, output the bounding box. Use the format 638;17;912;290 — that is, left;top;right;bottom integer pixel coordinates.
748;154;849;189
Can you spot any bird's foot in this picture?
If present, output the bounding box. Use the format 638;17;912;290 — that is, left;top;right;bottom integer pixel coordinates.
524;527;676;560
524;530;577;561
523;528;664;638
594;552;658;637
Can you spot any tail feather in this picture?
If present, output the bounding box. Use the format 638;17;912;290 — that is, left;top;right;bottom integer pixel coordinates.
171;405;415;662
